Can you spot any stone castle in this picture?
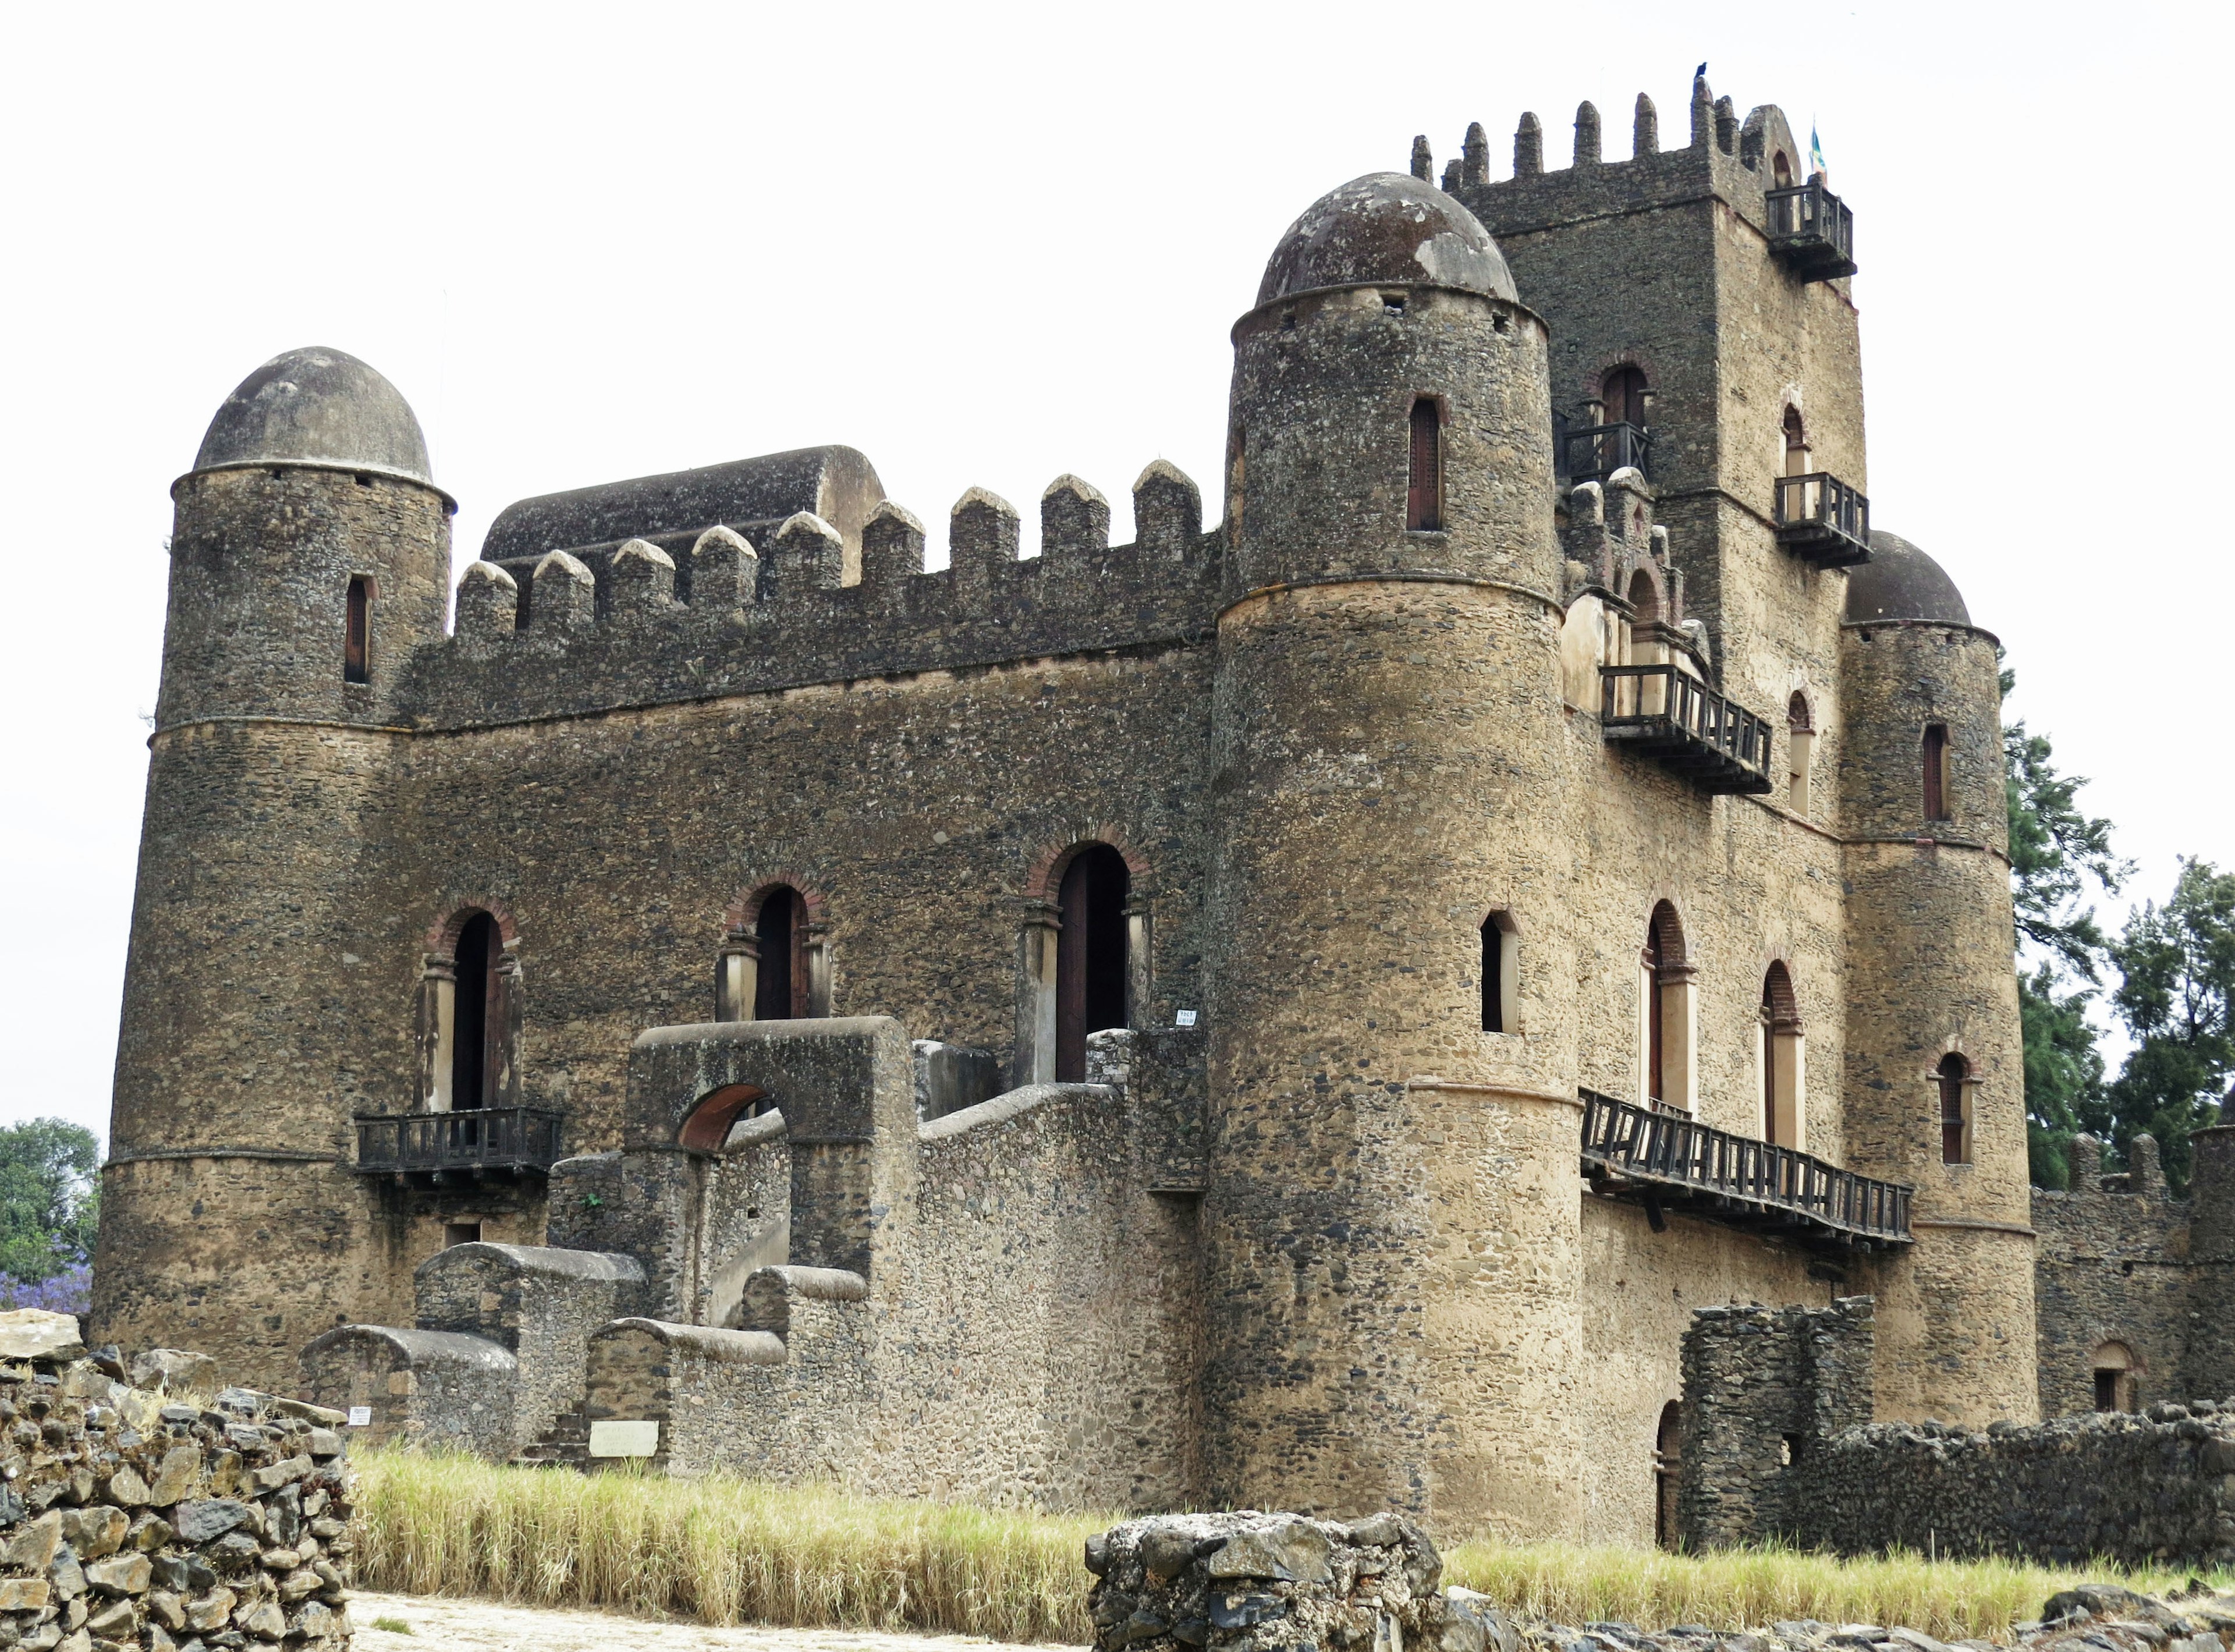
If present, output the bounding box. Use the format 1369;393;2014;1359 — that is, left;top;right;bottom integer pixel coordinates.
97;74;2085;1545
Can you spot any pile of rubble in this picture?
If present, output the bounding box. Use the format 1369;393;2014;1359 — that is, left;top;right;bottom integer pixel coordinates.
0;1310;353;1652
1085;1513;2235;1652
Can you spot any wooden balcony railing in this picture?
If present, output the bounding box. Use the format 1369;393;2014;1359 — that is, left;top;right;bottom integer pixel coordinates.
1774;472;1872;568
1557;419;1652;484
1765;178;1856;280
1580;1089;1912;1247
352;1107;565;1180
1600;664;1774;795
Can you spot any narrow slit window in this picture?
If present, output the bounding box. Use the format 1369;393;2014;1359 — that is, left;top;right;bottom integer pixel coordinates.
1938;1052;1970;1164
1480;914;1517;1034
1407;398;1443;531
344;575;374;684
1922;723;1950;821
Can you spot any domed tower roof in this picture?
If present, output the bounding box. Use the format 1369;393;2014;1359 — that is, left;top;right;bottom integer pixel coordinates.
1256;173;1519;307
1845;530;1972;626
191;347;437;490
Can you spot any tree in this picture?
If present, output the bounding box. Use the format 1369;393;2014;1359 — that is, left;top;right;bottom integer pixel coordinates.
0;1119;99;1286
2003;665;2127;1186
2103;859;2235;1190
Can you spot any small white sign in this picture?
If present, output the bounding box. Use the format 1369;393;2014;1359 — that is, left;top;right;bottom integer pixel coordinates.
588;1419;661;1458
1175;1010;1198;1027
346;1407;372;1427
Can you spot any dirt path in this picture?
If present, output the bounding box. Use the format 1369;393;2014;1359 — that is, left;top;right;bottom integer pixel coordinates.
353;1593;1084;1652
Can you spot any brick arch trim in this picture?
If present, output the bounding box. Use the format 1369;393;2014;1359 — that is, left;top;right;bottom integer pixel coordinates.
1645;899;1687;970
425;898;522;960
1624;562;1669;622
1021;831;1154;902
1762;959;1801;1031
724;875;829;936
1582;352;1658;403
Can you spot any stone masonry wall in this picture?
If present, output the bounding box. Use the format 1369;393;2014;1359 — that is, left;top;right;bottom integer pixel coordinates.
2032;1135;2191;1419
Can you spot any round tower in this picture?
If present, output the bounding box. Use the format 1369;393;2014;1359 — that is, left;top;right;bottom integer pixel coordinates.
1201;175;1587;1533
1836;530;2037;1424
94;349;454;1387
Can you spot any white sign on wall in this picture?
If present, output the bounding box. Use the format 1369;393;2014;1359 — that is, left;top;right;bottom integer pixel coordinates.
588;1420;661;1458
346;1407;372;1427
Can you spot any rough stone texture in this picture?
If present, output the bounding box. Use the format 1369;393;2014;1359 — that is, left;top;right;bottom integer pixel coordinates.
0;1324;353;1652
104;78;2037;1545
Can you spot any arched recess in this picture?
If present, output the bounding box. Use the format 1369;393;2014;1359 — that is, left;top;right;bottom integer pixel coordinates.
1654;1400;1682;1550
1782;406;1811;477
1761;961;1805;1150
2092;1341;2140;1413
1017;835;1152;1086
1938;1051;1973;1164
1786;693;1814;815
416;901;524;1113
676;1083;771;1153
1922;724;1952;823
1479;910;1520;1035
715;880;831;1022
1639;902;1696;1114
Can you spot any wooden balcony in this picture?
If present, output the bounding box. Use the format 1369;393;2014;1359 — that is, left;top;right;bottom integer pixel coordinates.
1580;1089;1912;1249
1765;178;1856;280
1774;472;1871;567
352;1107;565;1183
1556;419;1651;484
1600;664;1774;795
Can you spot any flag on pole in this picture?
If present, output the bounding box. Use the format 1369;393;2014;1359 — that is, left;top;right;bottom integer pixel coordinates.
1810;123;1826;183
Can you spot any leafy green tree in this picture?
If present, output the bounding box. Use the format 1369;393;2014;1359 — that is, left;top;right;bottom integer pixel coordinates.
2103;859;2235;1190
0;1119;99;1285
2002;665;2127;1186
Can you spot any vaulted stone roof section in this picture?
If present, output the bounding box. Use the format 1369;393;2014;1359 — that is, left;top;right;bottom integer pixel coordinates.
1256;173;1519;307
193;346;436;488
483;445;885;562
1847;530;1972;626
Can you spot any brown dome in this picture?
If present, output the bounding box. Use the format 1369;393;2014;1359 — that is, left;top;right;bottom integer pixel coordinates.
1257;173;1519;307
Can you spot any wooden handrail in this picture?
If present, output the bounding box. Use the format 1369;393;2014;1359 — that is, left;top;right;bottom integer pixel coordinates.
1579;1089;1912;1243
1599;664;1773;774
352;1106;566;1175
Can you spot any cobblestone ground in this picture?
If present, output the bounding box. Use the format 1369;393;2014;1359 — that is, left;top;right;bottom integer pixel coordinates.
354;1593;1083;1652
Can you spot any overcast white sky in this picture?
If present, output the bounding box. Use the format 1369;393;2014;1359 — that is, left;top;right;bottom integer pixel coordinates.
0;1;2223;1145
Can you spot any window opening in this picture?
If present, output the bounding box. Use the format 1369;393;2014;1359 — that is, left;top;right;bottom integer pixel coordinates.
1762;962;1803;1150
1922;724;1950;821
344;575;373;684
1640;903;1692;1113
444;1222;481;1248
1480;913;1518;1034
1407;398;1443;531
450;912;498;1112
2092;1342;2136;1412
1938;1052;1970;1164
1056;844;1130;1083
1782;407;1810;478
1602;366;1649;430
754;887;807;1019
1773;151;1794;189
1786;693;1814;814
1654;1401;1681;1550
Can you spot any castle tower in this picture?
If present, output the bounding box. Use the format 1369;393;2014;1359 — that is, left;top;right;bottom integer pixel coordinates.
1836;531;2037;1424
94;349;454;1387
1201;175;1587;1532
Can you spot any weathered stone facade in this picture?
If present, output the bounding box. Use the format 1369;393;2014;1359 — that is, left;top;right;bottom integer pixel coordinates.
101;73;2034;1544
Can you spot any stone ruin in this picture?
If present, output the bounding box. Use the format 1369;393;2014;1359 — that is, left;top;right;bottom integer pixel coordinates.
0;1311;353;1652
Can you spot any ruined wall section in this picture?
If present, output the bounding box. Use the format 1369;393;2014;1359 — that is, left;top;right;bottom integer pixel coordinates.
2032;1136;2191;1419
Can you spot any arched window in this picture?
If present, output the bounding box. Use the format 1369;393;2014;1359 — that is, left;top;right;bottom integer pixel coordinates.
754;886;807;1019
1406;398;1443;532
1056;845;1130;1082
1640;903;1694;1112
1480;912;1519;1034
1782;407;1811;478
1938;1052;1971;1164
1761;963;1804;1149
1922;724;1952;821
1786;694;1814;814
1627;568;1661;626
1654;1400;1681;1550
417;906;520;1115
2092;1341;2138;1413
1772;151;1794;189
344;575;374;685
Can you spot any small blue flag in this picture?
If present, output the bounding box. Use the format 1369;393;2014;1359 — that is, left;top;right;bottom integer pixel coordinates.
1810;123;1826;182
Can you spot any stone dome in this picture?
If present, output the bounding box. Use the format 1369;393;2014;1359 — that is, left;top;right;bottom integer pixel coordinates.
1256;173;1519;307
192;347;435;488
1845;530;1971;626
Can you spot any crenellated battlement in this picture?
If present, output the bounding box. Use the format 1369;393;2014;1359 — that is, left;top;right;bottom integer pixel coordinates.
396;460;1219;728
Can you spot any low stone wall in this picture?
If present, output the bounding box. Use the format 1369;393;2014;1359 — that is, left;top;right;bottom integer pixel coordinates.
1799;1402;2235;1566
0;1313;353;1651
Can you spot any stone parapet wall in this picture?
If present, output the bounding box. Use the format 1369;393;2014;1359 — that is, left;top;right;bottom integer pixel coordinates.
0;1316;354;1652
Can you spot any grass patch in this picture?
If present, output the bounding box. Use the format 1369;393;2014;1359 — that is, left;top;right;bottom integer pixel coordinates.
368;1619;413;1635
352;1451;2232;1644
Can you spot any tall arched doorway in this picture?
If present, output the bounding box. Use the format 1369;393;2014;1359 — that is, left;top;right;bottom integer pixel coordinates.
1056;845;1130;1083
1655;1400;1682;1549
451;910;499;1112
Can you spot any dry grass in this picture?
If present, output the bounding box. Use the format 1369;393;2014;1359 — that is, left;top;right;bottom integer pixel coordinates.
351;1452;2231;1645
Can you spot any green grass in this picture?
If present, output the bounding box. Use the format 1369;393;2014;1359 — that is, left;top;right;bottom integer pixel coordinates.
368;1618;413;1635
350;1451;2230;1644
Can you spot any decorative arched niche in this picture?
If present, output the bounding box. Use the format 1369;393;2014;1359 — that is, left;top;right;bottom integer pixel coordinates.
715;880;831;1022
